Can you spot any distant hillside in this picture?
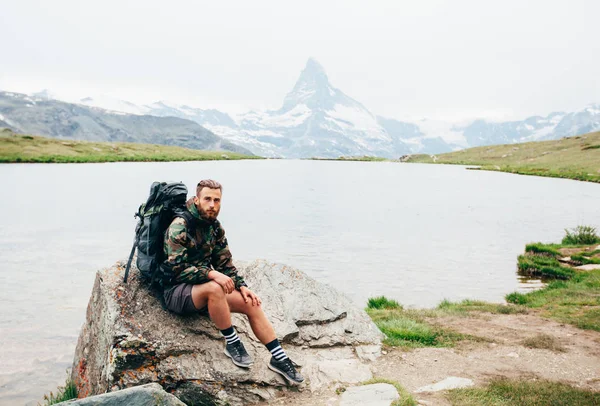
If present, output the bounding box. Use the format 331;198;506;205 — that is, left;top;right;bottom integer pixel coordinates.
0;129;260;163
0;91;252;155
405;131;600;183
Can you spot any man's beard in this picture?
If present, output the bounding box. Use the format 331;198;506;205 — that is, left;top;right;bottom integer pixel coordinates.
198;206;220;221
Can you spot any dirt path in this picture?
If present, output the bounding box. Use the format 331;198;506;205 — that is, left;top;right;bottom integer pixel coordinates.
281;312;600;405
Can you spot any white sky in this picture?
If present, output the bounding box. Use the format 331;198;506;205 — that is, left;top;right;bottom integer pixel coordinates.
0;0;598;122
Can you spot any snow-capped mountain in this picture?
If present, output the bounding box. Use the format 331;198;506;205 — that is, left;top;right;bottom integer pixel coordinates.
21;59;600;158
71;59;451;158
223;59;456;157
457;105;600;147
0;91;252;155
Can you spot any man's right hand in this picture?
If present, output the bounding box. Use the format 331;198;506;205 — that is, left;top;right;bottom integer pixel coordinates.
208;270;234;294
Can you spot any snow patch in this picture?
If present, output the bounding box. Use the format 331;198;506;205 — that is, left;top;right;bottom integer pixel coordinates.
239;104;311;128
327;104;388;141
416;119;468;147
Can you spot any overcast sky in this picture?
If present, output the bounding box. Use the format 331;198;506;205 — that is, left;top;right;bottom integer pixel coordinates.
0;0;598;121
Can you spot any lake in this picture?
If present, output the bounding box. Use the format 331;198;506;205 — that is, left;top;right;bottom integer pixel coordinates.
1;160;599;405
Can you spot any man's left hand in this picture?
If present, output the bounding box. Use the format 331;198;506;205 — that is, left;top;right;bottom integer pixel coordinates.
240;286;261;306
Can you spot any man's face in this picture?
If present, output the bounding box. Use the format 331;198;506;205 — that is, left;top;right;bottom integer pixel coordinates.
194;187;222;221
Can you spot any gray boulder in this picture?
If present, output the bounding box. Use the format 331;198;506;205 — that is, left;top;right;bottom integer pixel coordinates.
71;260;383;405
56;383;184;405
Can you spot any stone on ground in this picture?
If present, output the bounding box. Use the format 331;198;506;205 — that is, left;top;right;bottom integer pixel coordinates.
575;264;600;271
71;259;383;405
339;383;399;406
415;377;474;393
55;383;184;405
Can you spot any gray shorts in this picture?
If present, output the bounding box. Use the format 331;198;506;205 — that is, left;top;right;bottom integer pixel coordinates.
163;283;209;315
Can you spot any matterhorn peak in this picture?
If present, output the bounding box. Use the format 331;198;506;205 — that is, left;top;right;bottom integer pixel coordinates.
280;58;341;112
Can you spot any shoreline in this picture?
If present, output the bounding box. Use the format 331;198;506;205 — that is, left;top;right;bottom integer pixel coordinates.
403;130;600;184
0;131;262;164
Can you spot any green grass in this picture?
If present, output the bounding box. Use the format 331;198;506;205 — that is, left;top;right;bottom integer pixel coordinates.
404;131;600;183
507;229;600;331
361;378;418;406
366;296;529;348
40;373;77;405
0;131;260;163
437;299;528;315
447;377;600;405
367;296;403;309
571;254;600;265
524;243;561;257
562;226;600;245
517;255;575;279
506;270;600;331
366;304;466;348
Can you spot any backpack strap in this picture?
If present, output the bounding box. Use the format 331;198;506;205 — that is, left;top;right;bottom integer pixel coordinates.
122;237;137;284
151;209;197;287
123;209;143;284
176;209;197;236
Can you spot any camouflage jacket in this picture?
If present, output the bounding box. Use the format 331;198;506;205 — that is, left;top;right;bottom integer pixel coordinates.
163;199;247;289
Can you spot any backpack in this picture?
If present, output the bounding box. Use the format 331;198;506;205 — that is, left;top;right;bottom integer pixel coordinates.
123;181;196;286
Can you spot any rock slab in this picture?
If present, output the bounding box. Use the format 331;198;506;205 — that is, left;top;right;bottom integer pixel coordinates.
415;377;474;393
575;264;600;271
56;383;185;405
71;260;383;405
339;383;399;406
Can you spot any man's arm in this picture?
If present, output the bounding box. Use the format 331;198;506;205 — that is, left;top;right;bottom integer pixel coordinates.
211;225;248;290
164;218;211;284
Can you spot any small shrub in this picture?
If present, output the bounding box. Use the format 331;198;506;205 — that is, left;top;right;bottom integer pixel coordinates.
367;296;402;310
40;372;77;405
506;292;529;305
562;225;600;245
521;333;566;352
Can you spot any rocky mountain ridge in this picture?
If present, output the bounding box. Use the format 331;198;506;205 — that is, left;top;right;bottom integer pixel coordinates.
0;91;252;155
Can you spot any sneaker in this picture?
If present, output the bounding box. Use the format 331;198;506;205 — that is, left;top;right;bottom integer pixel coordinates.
268;357;304;384
224;341;253;368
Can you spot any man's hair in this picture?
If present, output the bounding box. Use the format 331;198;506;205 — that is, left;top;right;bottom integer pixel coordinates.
196;179;222;196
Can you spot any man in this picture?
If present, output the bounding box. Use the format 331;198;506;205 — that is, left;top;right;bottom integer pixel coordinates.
162;179;303;384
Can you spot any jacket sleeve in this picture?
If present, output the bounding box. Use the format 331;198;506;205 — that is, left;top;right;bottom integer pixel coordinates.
211;225;248;289
164;218;211;285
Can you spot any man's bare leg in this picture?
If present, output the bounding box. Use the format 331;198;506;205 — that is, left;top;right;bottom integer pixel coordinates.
226;290;304;384
191;282;253;367
190;281;231;330
226;291;276;344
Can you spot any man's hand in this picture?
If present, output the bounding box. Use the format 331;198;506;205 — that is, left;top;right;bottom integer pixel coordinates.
240;286;261;306
208;270;234;294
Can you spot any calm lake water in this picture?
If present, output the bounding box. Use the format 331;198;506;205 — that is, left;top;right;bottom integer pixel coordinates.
1;160;599;405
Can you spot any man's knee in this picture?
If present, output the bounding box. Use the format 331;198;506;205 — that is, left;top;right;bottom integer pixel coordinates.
241;300;264;317
194;281;225;301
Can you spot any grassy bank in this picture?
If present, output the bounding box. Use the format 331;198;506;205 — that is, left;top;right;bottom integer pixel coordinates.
504;226;600;331
366;226;600;344
448;378;600;406
0;130;260;163
366;296;527;349
404;131;600;183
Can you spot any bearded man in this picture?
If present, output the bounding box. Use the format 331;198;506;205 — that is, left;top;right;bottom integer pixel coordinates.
162;179;303;384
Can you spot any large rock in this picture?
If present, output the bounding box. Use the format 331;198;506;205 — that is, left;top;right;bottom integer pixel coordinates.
71;260;383;405
57;383;185;405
